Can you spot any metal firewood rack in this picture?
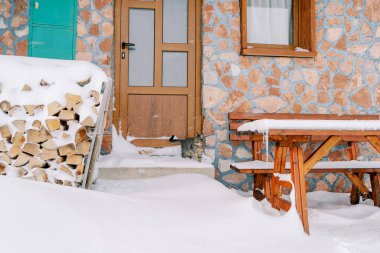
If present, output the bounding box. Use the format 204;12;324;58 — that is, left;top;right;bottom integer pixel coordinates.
81;80;112;189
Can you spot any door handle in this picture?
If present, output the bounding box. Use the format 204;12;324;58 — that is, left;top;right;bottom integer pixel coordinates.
122;42;135;49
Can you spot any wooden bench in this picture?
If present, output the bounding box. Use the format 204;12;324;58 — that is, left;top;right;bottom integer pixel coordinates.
231;160;380;205
228;112;380;207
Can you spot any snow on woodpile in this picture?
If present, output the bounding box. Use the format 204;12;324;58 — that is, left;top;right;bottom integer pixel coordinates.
238;119;380;133
0;55;108;186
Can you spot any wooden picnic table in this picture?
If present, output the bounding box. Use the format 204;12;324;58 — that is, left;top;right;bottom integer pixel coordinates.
229;112;380;234
249;127;380;234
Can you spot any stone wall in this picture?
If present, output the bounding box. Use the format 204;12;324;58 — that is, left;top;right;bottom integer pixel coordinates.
0;0;114;154
202;0;380;191
76;0;114;154
0;0;29;56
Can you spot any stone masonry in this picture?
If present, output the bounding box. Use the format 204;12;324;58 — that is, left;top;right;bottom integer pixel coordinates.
202;0;380;192
0;0;29;56
76;0;114;154
0;0;114;155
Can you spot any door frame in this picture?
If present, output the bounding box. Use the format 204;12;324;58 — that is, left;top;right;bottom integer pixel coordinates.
113;0;203;138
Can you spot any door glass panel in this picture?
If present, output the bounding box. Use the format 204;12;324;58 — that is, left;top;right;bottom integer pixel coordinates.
163;0;188;43
129;9;154;87
162;52;187;87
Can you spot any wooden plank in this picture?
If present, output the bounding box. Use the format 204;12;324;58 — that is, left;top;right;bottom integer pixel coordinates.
349;142;361;205
370;173;380;207
187;0;197;138
240;0;248;51
273;197;292;212
127;95;188;139
346;172;369;196
264;175;272;200
290;146;310;234
304;136;342;174
280;146;288;173
162;43;189;51
230;133;263;141
118;0;130;137
195;0;203;135
270;176;281;210
241;47;317;57
366;135;380;154
230;132;377;143
231;166;380;174
273;145;288;174
253;174;264;190
228;112;379;121
269;130;380;137
253;141;262;160
126;87;189;95
304;136;342;175
154;0;163;88
278;180;293;190
130;139;180;148
128;0;157;8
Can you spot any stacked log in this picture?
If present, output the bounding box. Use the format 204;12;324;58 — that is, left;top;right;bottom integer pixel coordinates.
0;89;102;187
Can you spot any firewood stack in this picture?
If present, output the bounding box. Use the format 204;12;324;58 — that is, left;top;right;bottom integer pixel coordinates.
0;55;108;187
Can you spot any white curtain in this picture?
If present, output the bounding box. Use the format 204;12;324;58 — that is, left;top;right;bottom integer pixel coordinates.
247;0;292;45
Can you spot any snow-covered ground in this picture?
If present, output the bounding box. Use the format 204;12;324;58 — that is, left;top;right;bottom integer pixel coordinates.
1;174;379;253
97;127;214;171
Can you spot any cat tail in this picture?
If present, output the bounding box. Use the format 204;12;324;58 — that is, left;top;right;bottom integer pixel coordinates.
169;135;180;143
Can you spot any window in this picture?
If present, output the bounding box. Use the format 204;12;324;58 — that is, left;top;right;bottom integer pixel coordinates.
241;0;316;57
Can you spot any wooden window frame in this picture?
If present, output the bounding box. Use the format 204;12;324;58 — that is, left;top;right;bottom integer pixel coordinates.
241;0;317;58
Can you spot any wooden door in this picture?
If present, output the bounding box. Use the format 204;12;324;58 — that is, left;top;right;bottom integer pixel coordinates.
114;0;202;143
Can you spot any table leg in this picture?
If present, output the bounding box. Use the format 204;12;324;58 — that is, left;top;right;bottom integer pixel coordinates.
264;175;272;200
290;145;310;234
348;142;361;205
370;173;380;207
270;144;288;209
252;142;265;200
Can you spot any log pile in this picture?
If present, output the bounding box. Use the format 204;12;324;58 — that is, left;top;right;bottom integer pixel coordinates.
0;86;102;187
0;55;109;187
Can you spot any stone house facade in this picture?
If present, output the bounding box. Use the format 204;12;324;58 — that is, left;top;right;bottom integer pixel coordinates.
1;0;380;192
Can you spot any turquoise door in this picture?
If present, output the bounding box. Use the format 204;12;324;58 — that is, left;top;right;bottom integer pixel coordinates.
28;0;77;60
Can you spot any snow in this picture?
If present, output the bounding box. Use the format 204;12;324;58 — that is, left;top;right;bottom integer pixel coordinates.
97;126;214;170
238;119;380;133
1;174;380;253
233;160;380;170
0;55;108;107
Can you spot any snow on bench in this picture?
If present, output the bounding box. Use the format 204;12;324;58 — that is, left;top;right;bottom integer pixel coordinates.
237;119;380;133
231;160;380;173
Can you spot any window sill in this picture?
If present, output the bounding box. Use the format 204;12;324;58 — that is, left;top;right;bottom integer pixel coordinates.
241;47;317;58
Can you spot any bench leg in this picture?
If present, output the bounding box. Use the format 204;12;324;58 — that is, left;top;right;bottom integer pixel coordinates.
290;145;310;235
264;175;272;200
348;142;361;205
349;173;363;205
252;174;265;201
370;173;380;207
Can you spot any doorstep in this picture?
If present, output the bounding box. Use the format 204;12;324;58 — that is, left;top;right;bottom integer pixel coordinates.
97;166;215;179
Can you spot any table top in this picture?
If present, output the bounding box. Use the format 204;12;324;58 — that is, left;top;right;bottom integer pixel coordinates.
238;119;380;134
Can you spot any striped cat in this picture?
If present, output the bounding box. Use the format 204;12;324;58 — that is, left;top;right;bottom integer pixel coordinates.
169;133;206;162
